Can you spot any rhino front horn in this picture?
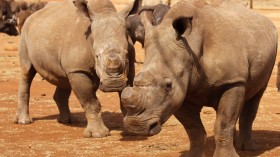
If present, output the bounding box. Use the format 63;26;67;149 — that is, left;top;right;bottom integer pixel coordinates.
121;87;142;112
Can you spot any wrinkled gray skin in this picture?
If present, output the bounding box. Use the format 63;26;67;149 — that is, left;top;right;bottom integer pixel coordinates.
15;0;141;138
126;4;170;47
121;1;278;157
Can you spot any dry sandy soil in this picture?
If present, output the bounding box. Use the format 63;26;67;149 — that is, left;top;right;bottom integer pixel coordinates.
0;1;280;157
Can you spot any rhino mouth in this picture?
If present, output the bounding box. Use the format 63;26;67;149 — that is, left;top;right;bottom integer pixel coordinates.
123;116;162;136
149;121;161;135
99;76;128;92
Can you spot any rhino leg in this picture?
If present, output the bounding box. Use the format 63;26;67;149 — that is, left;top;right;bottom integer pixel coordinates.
174;103;206;157
68;73;109;138
14;57;36;124
213;85;245;157
53;87;72;124
235;87;265;151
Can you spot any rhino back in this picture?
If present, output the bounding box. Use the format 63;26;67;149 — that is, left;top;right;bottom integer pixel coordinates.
200;2;277;98
164;1;277;101
20;0;92;86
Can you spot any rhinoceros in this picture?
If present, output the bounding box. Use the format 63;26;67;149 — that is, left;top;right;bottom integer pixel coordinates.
14;0;141;138
121;0;278;156
0;18;18;36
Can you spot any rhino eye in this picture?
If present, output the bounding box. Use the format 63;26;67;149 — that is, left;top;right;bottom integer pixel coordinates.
161;78;173;93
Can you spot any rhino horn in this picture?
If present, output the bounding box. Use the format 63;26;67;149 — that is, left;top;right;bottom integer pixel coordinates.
121;87;142;112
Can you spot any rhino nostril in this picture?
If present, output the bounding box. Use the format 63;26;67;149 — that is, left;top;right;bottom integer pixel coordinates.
149;121;161;135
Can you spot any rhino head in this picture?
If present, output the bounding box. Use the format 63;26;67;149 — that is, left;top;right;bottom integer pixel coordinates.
73;0;141;92
121;4;202;135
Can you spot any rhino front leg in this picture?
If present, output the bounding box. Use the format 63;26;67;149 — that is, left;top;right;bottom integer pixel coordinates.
53;87;72;124
14;62;36;124
174;103;206;157
213;85;245;157
68;73;109;138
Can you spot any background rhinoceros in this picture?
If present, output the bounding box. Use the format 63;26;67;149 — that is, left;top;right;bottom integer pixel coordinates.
14;0;141;138
122;0;278;156
126;2;170;48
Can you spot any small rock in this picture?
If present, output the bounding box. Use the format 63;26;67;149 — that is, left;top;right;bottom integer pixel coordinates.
4;45;18;51
203;110;212;115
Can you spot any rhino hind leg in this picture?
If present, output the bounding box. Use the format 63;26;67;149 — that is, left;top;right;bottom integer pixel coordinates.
53;87;72;124
14;48;36;124
174;103;206;157
235;87;265;151
213;85;245;157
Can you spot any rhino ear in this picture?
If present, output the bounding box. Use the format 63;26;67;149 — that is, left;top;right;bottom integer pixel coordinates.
73;0;94;20
120;0;142;18
140;11;153;29
172;16;193;37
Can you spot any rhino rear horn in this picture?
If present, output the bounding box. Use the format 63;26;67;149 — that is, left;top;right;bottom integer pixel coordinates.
172;16;193;37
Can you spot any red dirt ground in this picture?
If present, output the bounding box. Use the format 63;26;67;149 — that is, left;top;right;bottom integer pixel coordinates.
0;1;280;157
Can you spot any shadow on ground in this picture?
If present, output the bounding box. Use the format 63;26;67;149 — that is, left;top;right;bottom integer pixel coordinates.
33;111;149;141
33;111;124;130
180;130;280;157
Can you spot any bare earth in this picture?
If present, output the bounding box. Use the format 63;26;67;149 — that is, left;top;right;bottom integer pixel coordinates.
0;1;280;157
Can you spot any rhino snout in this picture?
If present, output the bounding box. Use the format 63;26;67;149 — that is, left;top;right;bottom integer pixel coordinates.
123;116;162;136
105;52;122;74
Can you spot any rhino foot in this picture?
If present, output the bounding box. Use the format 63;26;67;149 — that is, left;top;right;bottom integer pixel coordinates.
235;139;258;151
57;115;72;124
213;147;239;157
185;149;205;157
14;114;33;124
83;126;110;138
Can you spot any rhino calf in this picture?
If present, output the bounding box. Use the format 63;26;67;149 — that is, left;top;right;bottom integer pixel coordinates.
122;1;278;157
15;0;141;138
